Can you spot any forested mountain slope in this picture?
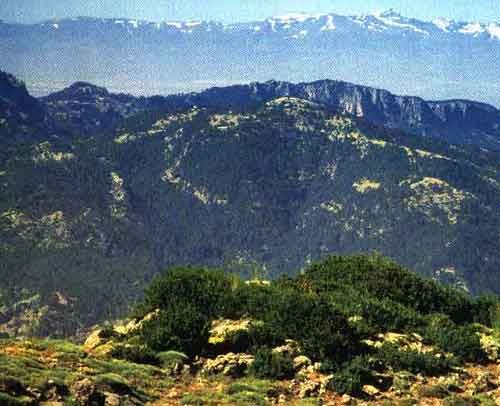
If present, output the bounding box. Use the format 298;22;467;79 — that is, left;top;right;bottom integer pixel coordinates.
1;81;499;336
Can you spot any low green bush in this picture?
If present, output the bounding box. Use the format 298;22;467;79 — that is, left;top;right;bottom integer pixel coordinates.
328;356;374;396
249;348;294;380
422;315;485;362
137;266;233;320
94;373;132;394
156;351;189;369
110;345;160;366
375;344;455;375
140;303;210;357
0;393;26;406
417;384;450;399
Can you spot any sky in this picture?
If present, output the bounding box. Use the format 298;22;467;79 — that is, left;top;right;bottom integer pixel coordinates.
1;0;499;24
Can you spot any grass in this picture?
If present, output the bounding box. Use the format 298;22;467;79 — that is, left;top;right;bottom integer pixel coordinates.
180;377;275;406
0;338;173;402
473;393;498;406
0;352;71;389
0;392;31;406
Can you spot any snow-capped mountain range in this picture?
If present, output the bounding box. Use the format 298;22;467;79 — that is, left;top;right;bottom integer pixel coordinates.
1;10;499;105
32;10;500;40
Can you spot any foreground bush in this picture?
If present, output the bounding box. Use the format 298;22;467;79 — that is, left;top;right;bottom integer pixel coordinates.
249;348;294;380
137;266;233;319
421;315;485;362
375;344;455;375
132;255;497;367
110;345;160;366
328;356;374;396
140;303;210;357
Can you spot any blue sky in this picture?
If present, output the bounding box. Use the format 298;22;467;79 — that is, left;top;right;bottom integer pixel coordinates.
1;0;499;23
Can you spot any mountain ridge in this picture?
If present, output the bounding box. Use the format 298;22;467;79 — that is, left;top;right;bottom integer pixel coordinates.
37;77;500;151
12;10;500;41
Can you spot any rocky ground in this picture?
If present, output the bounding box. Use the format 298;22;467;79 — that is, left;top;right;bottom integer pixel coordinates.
1;316;499;405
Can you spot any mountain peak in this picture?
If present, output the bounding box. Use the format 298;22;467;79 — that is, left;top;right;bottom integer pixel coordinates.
59;82;110;98
271;12;324;23
373;9;403;19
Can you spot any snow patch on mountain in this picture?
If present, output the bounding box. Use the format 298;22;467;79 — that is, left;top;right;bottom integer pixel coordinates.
274;12;323;23
321;15;336;31
459;22;485;36
372;10;429;35
487;23;500;40
432;18;452;32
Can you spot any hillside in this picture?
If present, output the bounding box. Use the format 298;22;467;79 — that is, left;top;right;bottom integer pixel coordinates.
1;80;500;336
0;71;49;144
1;256;499;405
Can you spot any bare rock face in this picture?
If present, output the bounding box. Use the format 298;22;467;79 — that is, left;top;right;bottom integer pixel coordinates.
292;355;312;371
186;79;500;151
272;340;302;359
201;353;254;377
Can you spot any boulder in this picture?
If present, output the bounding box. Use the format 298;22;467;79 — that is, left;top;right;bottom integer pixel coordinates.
293;355;312;371
393;371;417;393
83;329;105;351
208;318;252;345
201;353;254;377
207;318;256;354
71;378;104;405
479;332;500;362
298;380;321;398
113;310;159;336
272;339;302;358
362;384;380;397
473;372;498;394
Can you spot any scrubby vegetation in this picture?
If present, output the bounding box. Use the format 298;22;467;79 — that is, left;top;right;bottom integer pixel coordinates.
127;254;499;396
1;254;499;404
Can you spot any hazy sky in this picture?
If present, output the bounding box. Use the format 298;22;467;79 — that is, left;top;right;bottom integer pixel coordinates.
1;0;499;24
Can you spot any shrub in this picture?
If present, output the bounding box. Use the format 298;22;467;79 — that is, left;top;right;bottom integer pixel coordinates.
422;315;485;362
137;266;233;319
140;303;210;357
442;395;474;406
246;322;286;352
94;373;132;394
110;345;160;366
417;384;449;399
472;295;500;328
99;322;118;340
249;348;294;380
303;254;475;324
375;344;455;375
260;292;360;362
156;351;189;369
328;356;373;396
0;393;25;406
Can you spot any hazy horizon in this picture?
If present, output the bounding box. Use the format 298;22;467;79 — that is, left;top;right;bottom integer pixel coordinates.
1;0;499;24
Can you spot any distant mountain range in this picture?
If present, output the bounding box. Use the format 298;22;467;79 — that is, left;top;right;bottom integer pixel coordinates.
1;10;500;105
1;70;499;336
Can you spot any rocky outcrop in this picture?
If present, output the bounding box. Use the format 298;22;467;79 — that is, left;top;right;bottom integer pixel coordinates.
201;353;254;377
185;79;500;151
